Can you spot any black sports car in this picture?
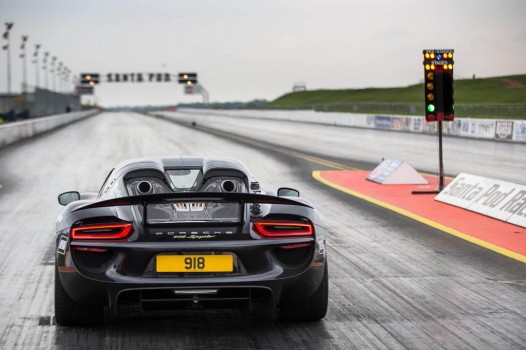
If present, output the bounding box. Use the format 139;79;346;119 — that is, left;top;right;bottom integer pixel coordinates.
55;157;328;325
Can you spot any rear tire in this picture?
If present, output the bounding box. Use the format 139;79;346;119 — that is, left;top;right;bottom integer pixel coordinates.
278;264;329;321
54;265;103;326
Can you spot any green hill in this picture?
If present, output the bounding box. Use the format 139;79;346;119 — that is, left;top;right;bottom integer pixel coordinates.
269;75;526;118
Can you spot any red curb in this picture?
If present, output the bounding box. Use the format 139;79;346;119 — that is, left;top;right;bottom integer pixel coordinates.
317;170;526;259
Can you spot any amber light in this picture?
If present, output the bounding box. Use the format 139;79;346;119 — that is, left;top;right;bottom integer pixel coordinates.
71;223;133;240
253;221;314;238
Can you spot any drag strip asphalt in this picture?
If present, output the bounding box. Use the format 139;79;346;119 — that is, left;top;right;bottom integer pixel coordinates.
0;112;524;349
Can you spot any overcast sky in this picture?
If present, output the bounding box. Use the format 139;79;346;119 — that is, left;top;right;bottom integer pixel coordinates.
1;0;525;107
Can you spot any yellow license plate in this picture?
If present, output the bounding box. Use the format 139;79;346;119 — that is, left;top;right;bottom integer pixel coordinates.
156;255;233;273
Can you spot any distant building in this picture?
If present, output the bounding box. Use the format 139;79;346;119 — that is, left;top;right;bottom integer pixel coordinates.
293;82;307;92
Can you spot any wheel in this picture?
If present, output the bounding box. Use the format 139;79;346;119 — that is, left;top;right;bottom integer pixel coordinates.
278;264;329;321
54;265;103;326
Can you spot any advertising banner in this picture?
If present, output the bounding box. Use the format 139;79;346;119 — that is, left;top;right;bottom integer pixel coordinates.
495;121;514;140
374;116;392;130
513;121;526;142
460;120;473;137
410;117;424;133
474;120;497;139
435;173;526;228
444;120;462;136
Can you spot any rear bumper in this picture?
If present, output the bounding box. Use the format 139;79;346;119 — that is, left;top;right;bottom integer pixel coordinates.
58;261;326;310
56;237;327;311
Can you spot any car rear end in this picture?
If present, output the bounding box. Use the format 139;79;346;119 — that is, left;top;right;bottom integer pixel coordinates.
56;194;327;320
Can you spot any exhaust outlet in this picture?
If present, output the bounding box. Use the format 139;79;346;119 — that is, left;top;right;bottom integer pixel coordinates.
221;180;236;192
137;181;153;194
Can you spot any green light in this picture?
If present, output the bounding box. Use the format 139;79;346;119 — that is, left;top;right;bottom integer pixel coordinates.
452;104;455;110
427;104;435;112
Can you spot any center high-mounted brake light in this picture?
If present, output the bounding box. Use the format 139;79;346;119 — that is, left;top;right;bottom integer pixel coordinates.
253;221;314;238
71;223;133;240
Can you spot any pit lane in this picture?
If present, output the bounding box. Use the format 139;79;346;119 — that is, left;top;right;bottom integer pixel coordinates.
0;112;524;349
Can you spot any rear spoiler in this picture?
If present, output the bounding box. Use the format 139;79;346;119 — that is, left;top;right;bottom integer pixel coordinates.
73;192;312;226
74;192;312;211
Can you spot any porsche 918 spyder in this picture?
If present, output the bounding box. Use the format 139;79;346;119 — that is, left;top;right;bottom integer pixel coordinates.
55;157;328;325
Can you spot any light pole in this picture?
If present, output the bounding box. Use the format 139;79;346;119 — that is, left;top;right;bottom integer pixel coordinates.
57;62;63;92
43;51;49;89
20;35;28;93
51;56;57;91
3;22;14;93
33;44;40;88
62;67;68;92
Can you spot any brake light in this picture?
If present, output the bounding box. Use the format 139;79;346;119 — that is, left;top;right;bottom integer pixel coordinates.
253;221;314;238
71;223;133;240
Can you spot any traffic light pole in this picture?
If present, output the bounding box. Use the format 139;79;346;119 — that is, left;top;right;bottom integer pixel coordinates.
195;84;209;106
437;120;445;191
413;48;454;195
412;121;445;194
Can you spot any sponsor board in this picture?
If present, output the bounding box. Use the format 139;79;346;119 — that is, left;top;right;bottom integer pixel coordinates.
366;115;375;128
444;120;462;136
513;121;526;142
476;120;497;139
390;117;402;131
423;120;437;133
460;120;471;136
374;116;392;130
410;117;424;132
495;121;513;140
184;85;195;94
435;173;526;228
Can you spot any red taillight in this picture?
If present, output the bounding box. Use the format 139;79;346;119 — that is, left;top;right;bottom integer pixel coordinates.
71;223;133;240
253;221;314;238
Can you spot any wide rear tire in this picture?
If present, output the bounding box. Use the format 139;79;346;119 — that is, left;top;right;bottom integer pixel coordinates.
54;266;103;326
278;264;329;321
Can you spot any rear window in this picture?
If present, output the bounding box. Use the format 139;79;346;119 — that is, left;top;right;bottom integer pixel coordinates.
166;169;202;191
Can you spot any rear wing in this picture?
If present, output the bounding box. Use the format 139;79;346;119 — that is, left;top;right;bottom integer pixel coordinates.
73;192;313;226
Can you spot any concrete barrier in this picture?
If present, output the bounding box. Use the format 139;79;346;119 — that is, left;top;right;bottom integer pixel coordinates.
0;110;98;149
164;109;526;143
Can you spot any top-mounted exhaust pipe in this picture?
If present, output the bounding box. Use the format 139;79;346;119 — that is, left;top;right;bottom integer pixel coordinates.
137;181;153;194
221;180;236;193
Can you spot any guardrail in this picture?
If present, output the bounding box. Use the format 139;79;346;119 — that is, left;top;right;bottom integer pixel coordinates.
0;110;99;149
167;109;526;143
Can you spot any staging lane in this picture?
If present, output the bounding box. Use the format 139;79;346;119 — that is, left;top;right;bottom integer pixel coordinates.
0;112;525;349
